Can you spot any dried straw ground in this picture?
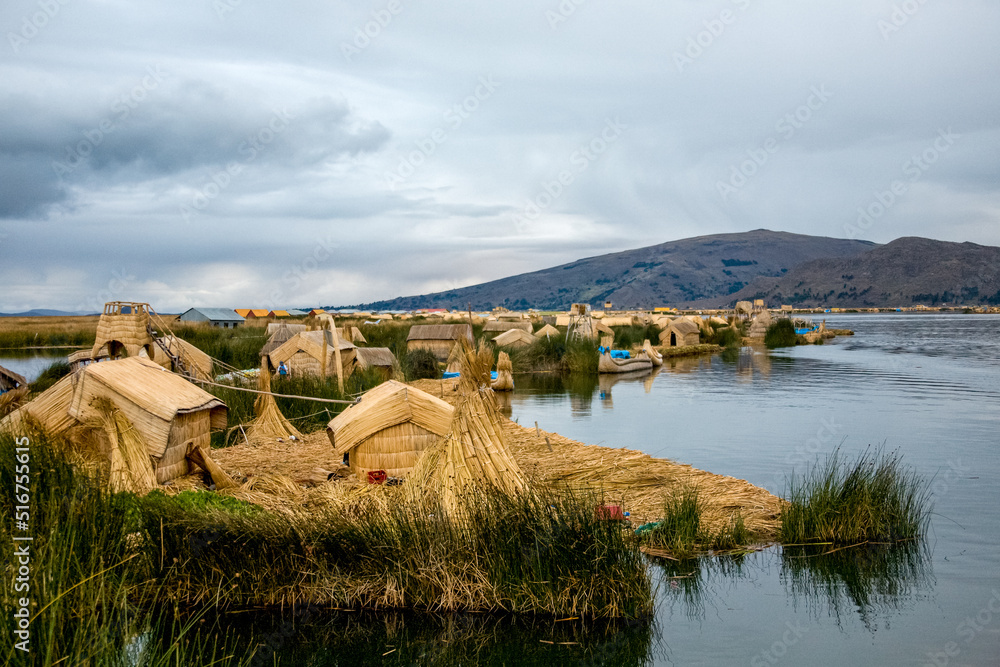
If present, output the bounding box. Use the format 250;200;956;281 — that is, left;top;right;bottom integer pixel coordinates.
180;378;782;539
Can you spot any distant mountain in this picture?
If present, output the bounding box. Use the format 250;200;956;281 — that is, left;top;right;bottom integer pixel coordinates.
0;309;98;317
357;230;877;311
715;237;1000;308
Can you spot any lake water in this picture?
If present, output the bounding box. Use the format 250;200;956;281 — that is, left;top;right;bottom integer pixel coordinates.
507;313;1000;666
0;350;69;383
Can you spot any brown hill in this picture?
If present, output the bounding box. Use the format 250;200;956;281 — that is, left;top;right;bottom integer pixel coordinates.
717;237;1000;308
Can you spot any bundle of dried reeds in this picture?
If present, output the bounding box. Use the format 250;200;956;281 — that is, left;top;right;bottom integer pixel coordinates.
90;397;157;494
246;359;302;441
491;351;514;392
407;341;527;514
0;386;28;420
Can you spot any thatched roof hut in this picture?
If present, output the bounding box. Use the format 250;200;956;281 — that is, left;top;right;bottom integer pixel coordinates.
0;365;27;394
341;326;367;344
406;324;474;362
326;380;454;478
353;347;397;379
92;301;154;360
267;330;357;379
534;323;560;338
483;320;532;334
3;358;227;484
660;320;700;347
492;328;536;348
266;322;307;337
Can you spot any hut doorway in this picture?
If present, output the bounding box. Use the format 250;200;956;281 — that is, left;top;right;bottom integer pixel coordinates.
670;332;677;346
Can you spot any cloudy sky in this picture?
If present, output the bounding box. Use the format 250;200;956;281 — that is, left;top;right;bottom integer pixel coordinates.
1;0;998;313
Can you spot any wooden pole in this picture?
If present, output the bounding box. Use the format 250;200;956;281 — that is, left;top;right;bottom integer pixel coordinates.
330;317;345;393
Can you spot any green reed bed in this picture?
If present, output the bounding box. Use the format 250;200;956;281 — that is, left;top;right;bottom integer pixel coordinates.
608;324;661;350
0;429;253;666
171;324;267;371
639;488;752;560
137;487;653;619
779;447;931;546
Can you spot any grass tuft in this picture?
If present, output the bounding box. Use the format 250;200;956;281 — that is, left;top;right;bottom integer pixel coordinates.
779;446;931;545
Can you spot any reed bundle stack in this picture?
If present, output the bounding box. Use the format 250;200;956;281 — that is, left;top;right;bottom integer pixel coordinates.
89;397;158;494
327;380;454;479
491;351;514;392
247;359;302;441
406;342;527;514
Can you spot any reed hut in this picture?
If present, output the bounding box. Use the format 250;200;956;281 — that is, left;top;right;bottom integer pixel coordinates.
492;328;536;348
353;347;397;380
483;320;532;336
0;365;27;394
326;380;454;478
261;322;300;358
2;358;228;484
534;323;560;338
267;330;357;379
92;301;154;359
660;320;700;347
266;322;307;337
406;324;474;362
66;358;227;483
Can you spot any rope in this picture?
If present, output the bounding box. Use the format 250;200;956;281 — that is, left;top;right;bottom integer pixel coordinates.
185;376;359;405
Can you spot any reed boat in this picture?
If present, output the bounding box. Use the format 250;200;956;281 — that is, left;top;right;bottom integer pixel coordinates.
641;339;663;367
598;349;654;374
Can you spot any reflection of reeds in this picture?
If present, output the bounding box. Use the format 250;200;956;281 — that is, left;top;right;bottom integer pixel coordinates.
781;541;933;626
780;446;931;545
654;553;750;621
152;605;655;667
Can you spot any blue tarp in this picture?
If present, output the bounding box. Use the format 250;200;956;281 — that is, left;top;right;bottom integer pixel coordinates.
598;346;631;359
442;371;499;380
795;327;815;334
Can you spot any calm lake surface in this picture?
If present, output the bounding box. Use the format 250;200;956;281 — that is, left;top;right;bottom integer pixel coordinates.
507;313;1000;666
0;349;69;382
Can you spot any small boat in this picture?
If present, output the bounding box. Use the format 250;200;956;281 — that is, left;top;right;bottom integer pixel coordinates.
642;339;663;367
598;349;653;374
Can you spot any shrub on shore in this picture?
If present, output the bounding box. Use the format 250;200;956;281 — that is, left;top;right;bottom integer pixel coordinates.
764;319;798;348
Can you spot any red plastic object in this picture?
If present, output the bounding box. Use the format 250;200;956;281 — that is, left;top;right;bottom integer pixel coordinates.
595;504;625;520
367;470;387;485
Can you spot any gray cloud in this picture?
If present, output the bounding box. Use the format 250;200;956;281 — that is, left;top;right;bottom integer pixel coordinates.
0;0;998;311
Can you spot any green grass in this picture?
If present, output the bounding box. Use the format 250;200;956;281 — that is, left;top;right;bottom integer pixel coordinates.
779;447;932;545
0;429;254;666
402;347;440;380
764;319;798;349
171;324;267;371
29;361;71;393
639;488;753;559
562;338;600;373
608;324;661;350
138;486;653;618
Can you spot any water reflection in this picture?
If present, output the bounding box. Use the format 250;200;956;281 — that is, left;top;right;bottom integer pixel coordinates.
149;608;657;666
653;554;751;622
781;541;933;630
